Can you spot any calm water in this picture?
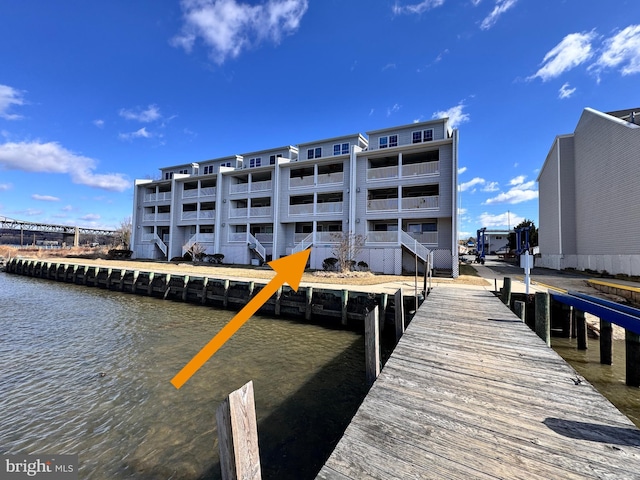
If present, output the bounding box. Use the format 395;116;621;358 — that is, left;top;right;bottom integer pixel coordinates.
0;273;369;479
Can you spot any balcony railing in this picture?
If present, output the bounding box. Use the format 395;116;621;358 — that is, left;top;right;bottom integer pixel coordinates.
316;232;341;243
367;165;398;181
367;198;398;212
289;176;314;189
183;189;199;198
229;232;247;242
156;213;171;222
406;232;438;245
230;207;248;218
250;206;272;217
144;192;172;202
401;195;439;210
366;231;398;243
289;204;314;216
402;161;439;177
181;211;198;220
180;210;215;221
316;202;343;214
251;180;272;192
230;183;249;194
317;172;344;185
253;233;273;244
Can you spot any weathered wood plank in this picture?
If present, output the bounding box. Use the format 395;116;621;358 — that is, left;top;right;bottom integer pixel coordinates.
317;287;640;480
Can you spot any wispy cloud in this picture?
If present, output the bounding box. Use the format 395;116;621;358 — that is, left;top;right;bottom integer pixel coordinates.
558;82;576;99
484;175;538;204
591;24;640;78
0;141;131;192
387;103;402;117
0;84;25;120
459;177;485;192
93;119;105;128
479;211;524;228
118;127;155;141
172;0;309;64
480;0;519;31
528;31;596;82
483;181;500;192
458;166;468;175
392;0;445;15
81;213;101;221
32;194;60;202
432;102;470;129
119;104;161;123
0;183;12;191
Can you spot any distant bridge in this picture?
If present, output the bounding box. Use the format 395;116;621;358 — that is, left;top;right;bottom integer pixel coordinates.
0;216;117;247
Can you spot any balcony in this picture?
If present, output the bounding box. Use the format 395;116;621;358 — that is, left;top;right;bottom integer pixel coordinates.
366;231;398;243
406;231;438;245
253;233;273;244
316;202;343;214
251;179;272;192
230;207;248;218
180;210;215;221
289;176;315;189
289;204;314;216
250;206;272;217
401;195;439;210
230;183;249;194
367;165;398;181
367;198;398;212
143;191;172;203
402;161;439;177
317;172;344;186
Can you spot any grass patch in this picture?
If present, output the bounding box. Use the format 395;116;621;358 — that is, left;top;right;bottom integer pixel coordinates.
459;263;480;277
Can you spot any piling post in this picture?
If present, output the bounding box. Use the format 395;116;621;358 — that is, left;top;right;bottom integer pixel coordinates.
394;288;405;343
163;274;172;300
201;278;209;305
501;277;512;306
275;286;282;316
182;275;190;301
223;279;230;308
305;287;313;321
625;331;640;387
147;272;155;295
365;306;380;387
514;300;526;322
600;319;613;365
534;292;550;347
341;290;349;326
216;381;262;480
575;310;588;350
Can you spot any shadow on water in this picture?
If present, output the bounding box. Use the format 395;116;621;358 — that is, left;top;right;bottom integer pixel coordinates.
197;335;369;480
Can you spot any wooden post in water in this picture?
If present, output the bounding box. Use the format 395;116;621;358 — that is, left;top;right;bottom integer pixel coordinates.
305;287;313;321
534;292;550;347
501;277;512;306
600;319;613;365
514;300;526;322
625;331;640;387
394;288;405;343
274;286;282;316
365;306;380;387
223;279;230;308
216;381;262;480
575;310;588;350
341;290;349;326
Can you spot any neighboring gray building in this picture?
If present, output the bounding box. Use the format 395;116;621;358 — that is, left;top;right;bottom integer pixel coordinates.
537;107;640;276
132;118;459;276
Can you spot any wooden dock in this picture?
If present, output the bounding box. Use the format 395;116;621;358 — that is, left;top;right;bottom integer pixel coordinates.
317;287;640;479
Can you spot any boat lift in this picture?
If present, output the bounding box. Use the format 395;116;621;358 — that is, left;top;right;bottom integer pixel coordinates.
476;228;486;264
515;226;530;255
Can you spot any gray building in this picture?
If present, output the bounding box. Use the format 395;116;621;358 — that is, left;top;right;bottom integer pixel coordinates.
537;107;640;276
132;118;459;276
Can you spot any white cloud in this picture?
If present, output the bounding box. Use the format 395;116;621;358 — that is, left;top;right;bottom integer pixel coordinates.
459;177;485;192
458;166;468;175
119;105;161;123
483;181;499;192
432;103;470;129
592;24;640;77
559;82;576;99
32;194;60;202
0;84;25;120
0;183;12;191
118;127;154;141
484;177;538;205
81;213;101;221
480;0;519;30
479;211;524;228
93;119;105;128
529;31;596;82
62;205;73;211
392;0;445;15
172;0;308;64
387;103;401;116
0;141;131;192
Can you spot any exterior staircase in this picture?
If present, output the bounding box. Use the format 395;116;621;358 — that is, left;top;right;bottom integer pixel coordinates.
292;233;313;254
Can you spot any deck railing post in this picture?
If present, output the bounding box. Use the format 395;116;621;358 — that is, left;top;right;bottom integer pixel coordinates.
394;288;405;343
501;277;512;306
514;300;526;322
600;319;613;365
625;331;640;387
535;292;550;347
216;381;262;480
365;306;380;387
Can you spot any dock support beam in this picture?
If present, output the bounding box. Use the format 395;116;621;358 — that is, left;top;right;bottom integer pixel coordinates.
575;310;588;350
365;306;380;387
216;381;262;480
501;277;512;306
626;331;640;387
600;319;613;365
535;292;550;347
514;300;526;322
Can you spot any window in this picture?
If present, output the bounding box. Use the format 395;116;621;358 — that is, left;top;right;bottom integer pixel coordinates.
165;172;174;180
333;143;350;155
412;131;422;144
249;157;261;168
220;162;232;168
179;169;188;174
307;148;322;159
379;135;397;149
269;154;281;165
203;165;215;174
412;129;434;143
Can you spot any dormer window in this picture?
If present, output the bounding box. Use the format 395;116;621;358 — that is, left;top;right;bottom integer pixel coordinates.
333;143;350;155
379;135;397;149
307;147;322;159
413;129;434;144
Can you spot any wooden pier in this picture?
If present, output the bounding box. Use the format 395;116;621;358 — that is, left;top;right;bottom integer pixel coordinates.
317;287;640;479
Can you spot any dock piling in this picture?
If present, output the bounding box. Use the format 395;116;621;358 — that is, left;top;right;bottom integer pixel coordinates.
365;306;380;387
600;319;613;365
535;292;550;347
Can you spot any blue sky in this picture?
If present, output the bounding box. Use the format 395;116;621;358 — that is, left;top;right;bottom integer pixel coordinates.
1;0;639;239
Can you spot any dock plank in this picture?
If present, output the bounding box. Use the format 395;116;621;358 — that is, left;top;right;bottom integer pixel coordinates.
317;287;640;479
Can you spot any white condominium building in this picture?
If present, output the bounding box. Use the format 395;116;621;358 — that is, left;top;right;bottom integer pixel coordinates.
132;118;459;277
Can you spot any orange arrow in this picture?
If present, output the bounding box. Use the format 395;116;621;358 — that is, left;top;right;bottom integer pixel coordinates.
171;248;311;389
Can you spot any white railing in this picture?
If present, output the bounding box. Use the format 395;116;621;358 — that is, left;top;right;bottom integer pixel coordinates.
144;192;172;202
317;172;344;185
142;233;155;241
230;207;248;218
292;233;313;254
367;165;398;181
366;198;398;212
254;233;273;243
289;176;315;189
250;206;272;217
182;189;199;198
289;204;314;216
316;202;343;214
154;234;167;257
199;210;215;219
401;195;439;210
182;233;215;255
402;161;439;177
316;232;340;243
230;183;249;194
181;211;198;220
229;232;247;242
156;213;171;221
294;233;311;243
366;231;398;243
143;213;156;222
251;180;272;192
407;231;438;245
200;187;216;197
400;230;431;262
247;233;266;260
